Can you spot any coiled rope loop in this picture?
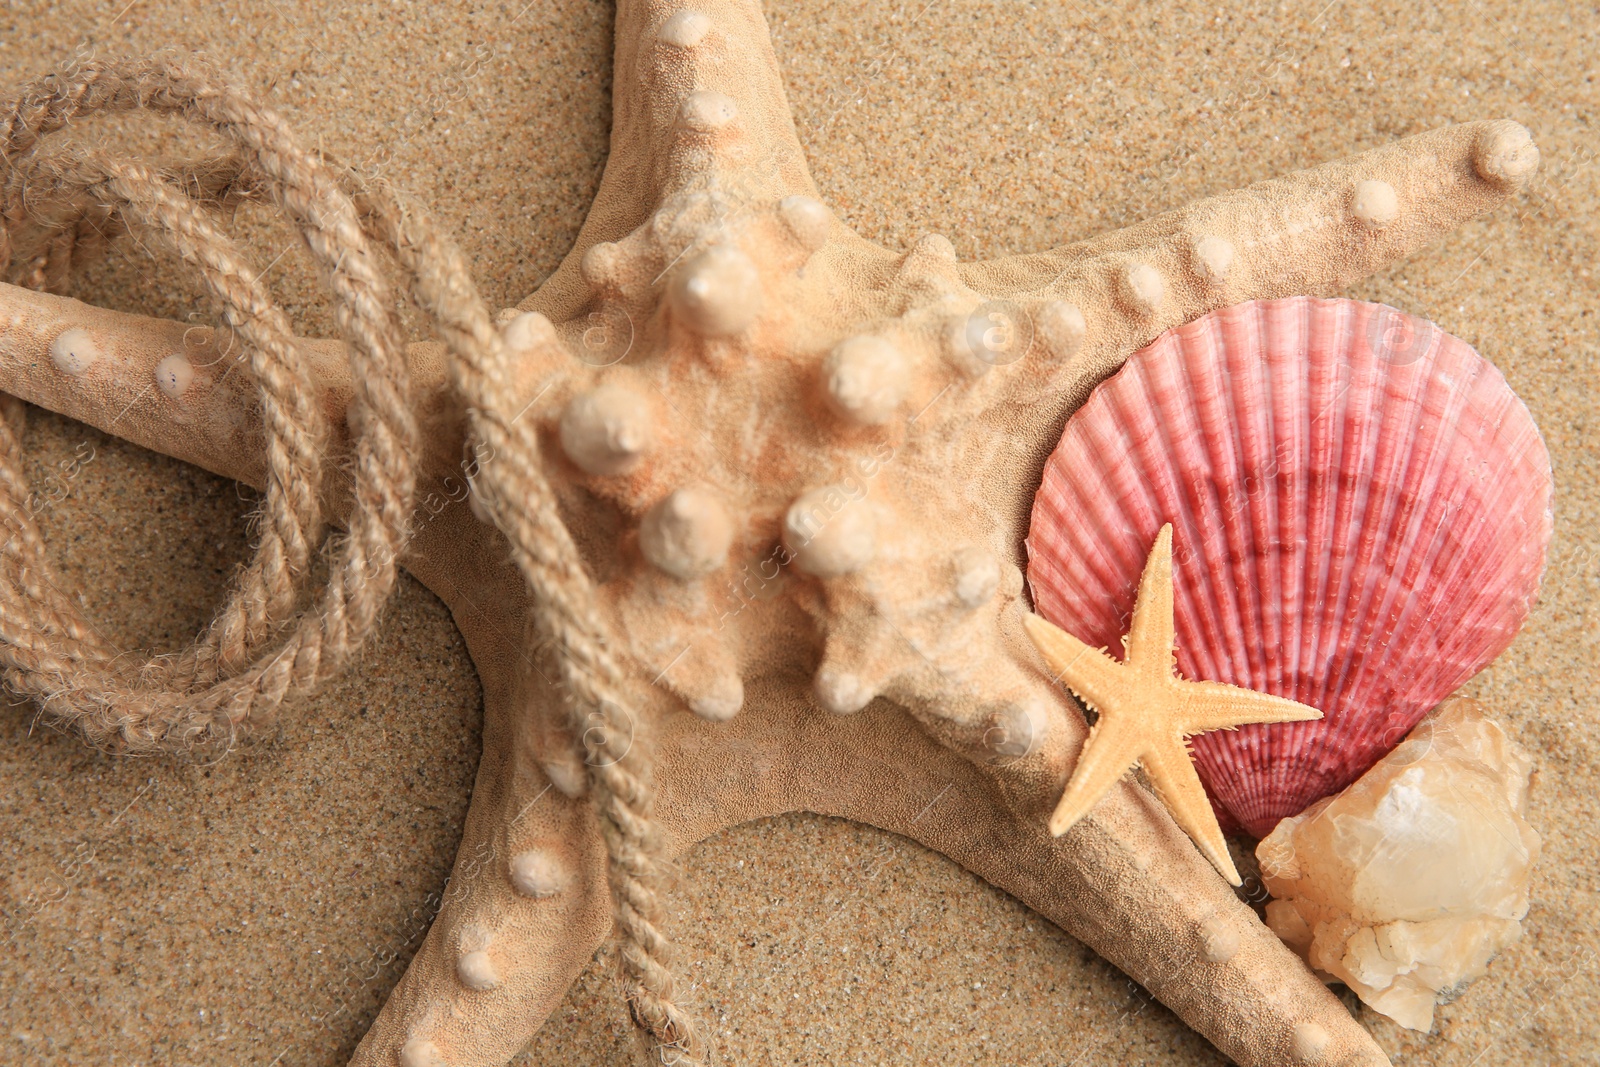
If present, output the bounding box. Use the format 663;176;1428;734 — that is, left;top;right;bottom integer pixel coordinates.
0;57;700;1065
0;57;416;747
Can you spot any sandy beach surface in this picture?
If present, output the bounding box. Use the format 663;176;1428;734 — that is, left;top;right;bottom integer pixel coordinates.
0;1;1595;1064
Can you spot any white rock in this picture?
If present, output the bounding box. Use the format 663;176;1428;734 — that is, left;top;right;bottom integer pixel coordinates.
1257;698;1540;1031
540;758;587;799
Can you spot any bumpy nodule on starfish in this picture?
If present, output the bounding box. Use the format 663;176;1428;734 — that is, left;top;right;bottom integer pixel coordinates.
1025;524;1324;886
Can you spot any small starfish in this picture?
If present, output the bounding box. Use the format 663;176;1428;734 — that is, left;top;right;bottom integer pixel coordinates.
1025;525;1324;886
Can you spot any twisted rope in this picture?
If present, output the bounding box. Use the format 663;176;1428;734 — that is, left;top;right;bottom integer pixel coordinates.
349;181;703;1064
1;149;253;294
0;57;699;1064
0;58;413;746
9;149;327;691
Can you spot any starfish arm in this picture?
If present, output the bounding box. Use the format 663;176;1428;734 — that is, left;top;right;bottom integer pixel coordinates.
531;0;827;319
0;282;287;489
1179;677;1325;732
350;664;615;1067
1138;733;1242;886
1008;786;1388;1067
1001;787;1383;1067
1124;523;1177;680
1022;611;1129;712
645;697;1391;1067
1046;716;1147;838
963;120;1537;413
0;282;466;505
1023;613;1152;838
356;660;1374;1067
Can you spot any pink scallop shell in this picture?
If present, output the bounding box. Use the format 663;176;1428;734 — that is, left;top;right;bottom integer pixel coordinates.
1026;296;1552;838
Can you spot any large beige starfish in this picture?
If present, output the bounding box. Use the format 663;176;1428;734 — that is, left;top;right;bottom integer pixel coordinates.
1025;524;1324;887
0;2;1540;1065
